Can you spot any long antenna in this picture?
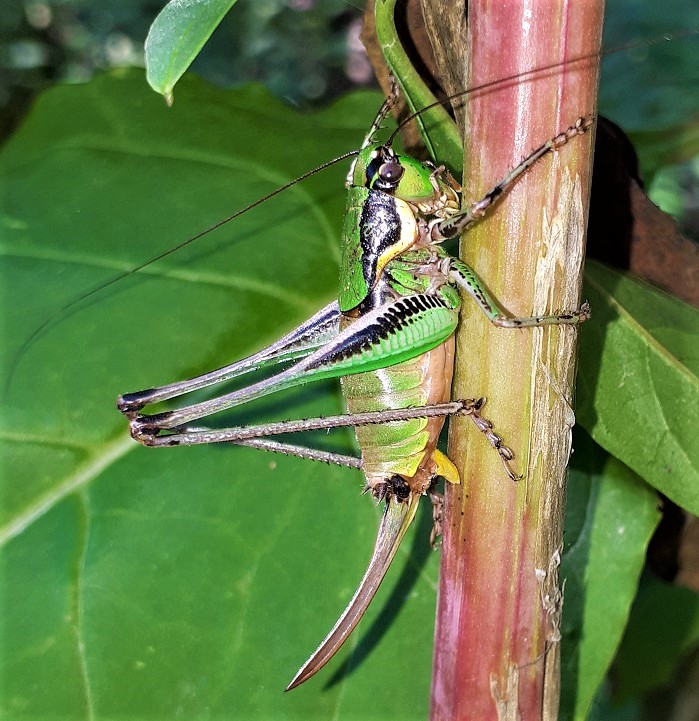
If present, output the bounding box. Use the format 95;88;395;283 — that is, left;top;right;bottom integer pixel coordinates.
11;29;697;382
8;149;360;382
387;30;699;145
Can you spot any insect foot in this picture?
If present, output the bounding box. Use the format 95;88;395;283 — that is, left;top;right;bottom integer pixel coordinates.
126;416;163;446
548;300;592;325
551;115;595;149
457;398;522;481
428;486;445;547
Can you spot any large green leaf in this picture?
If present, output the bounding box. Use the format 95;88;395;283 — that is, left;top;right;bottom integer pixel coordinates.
560;432;662;721
578;261;699;514
613;575;699;700
0;72;441;719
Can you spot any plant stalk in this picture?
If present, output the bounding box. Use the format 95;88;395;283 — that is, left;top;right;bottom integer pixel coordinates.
422;2;604;719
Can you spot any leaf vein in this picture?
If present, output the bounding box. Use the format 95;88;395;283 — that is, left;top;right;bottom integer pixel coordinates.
0;435;134;547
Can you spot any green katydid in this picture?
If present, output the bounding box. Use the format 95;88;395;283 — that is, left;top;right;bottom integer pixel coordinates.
118;76;592;689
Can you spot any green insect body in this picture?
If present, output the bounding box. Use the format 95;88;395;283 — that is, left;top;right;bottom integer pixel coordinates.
339;146;463;495
119;93;591;690
286;144;465;687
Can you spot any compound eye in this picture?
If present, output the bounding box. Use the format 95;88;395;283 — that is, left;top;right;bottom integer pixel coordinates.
377;161;404;185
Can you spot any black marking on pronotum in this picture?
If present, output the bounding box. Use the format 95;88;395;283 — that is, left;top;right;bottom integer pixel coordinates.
306;294;451;369
359;191;401;290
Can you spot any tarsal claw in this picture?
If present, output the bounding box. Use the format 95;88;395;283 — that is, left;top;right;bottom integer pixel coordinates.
285;491;421;691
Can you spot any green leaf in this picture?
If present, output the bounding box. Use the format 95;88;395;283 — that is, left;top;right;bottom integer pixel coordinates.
560;432;662;721
577;261;699;514
374;0;462;176
585;680;643;721
0;71;440;719
145;0;240;103
627;122;699;182
613;575;699;700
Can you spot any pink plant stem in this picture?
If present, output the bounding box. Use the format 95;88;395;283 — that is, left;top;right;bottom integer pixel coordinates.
429;2;604;720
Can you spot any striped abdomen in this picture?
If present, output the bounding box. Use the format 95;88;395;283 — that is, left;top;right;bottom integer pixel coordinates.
341;336;455;495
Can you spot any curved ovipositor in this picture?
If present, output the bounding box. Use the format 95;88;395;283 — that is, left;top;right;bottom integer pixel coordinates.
286;491;421;691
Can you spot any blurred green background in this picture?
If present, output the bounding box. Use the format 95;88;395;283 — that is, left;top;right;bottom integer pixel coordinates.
0;0;369;134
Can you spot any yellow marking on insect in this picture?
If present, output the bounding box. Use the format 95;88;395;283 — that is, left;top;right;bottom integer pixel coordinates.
433;450;460;484
374;199;419;283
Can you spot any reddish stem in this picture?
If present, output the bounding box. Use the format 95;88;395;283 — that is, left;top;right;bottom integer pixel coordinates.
429;2;604;720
